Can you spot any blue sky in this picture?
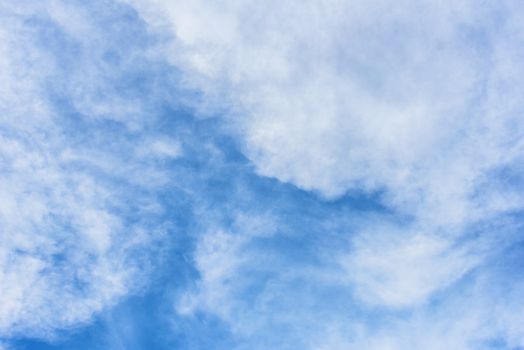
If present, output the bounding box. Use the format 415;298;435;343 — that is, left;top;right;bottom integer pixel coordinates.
1;1;524;349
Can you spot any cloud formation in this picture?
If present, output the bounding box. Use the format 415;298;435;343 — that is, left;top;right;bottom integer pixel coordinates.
128;0;524;211
0;0;176;339
2;1;524;349
125;1;524;348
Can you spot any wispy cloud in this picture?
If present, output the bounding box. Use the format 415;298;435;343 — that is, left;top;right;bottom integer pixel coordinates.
0;0;176;340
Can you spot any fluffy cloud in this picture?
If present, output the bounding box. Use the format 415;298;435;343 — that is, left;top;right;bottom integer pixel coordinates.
126;1;524;348
129;0;524;297
126;0;520;196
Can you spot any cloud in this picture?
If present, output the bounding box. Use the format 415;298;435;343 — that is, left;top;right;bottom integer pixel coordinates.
0;0;176;340
328;267;524;350
128;0;524;287
126;0;524;213
342;230;479;307
170;210;524;350
125;1;524;348
3;0;524;349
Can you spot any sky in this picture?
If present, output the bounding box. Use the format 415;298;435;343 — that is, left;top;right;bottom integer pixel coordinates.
1;0;524;349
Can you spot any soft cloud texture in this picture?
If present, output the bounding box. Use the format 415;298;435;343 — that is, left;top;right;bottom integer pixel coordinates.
0;0;175;339
2;1;524;349
127;0;524;213
170;208;524;350
128;0;524;295
125;1;524;349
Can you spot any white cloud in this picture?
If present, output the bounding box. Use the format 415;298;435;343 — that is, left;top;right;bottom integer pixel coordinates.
0;1;172;340
137;138;183;159
174;212;524;350
0;118;142;338
326;275;524;350
128;0;524;304
176;214;276;324
127;0;524;210
342;230;480;307
125;1;524;348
